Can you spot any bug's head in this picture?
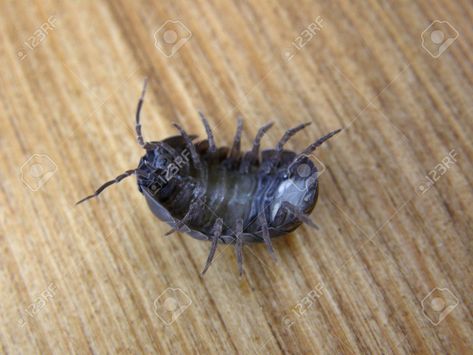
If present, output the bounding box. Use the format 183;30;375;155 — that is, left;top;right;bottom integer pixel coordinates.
150;147;176;170
137;141;192;196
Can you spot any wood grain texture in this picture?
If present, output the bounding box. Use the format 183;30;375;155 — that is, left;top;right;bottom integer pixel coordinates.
1;1;472;354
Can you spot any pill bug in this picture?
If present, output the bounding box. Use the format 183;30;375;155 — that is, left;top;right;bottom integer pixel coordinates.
77;80;342;275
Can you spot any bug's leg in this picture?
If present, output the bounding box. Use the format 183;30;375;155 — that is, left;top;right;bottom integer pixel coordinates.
172;123;203;171
240;122;274;173
250;122;274;156
297;128;342;158
76;169;136;205
234;218;244;276
201;218;223;275
229;116;243;160
199;112;217;153
276;122;312;152
135;78;150;149
262;122;311;173
281;201;319;229
258;210;276;261
163;196;205;236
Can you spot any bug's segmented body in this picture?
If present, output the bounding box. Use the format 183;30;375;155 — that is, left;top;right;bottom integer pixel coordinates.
138;135;318;242
77;80;341;275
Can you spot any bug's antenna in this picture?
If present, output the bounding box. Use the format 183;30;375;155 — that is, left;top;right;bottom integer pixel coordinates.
136;78;149;148
76;169;137;205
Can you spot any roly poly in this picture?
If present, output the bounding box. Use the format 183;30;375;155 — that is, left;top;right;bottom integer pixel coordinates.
77;80;342;275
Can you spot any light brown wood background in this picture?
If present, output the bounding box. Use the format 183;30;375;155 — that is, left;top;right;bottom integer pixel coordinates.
1;0;472;354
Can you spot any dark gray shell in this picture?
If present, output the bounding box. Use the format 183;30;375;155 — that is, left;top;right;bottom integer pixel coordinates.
77;81;341;275
137;135;319;244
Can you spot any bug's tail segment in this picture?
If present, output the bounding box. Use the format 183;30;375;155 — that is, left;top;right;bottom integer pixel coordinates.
75;169;137;205
201;218;223;275
299;128;342;157
240;121;274;173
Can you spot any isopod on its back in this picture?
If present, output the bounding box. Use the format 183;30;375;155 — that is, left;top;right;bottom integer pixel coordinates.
77;80;342;275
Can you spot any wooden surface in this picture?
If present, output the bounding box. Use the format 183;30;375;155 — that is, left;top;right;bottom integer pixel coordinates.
1;1;472;354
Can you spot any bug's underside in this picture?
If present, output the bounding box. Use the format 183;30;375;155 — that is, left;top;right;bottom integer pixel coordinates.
77;80;342;275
